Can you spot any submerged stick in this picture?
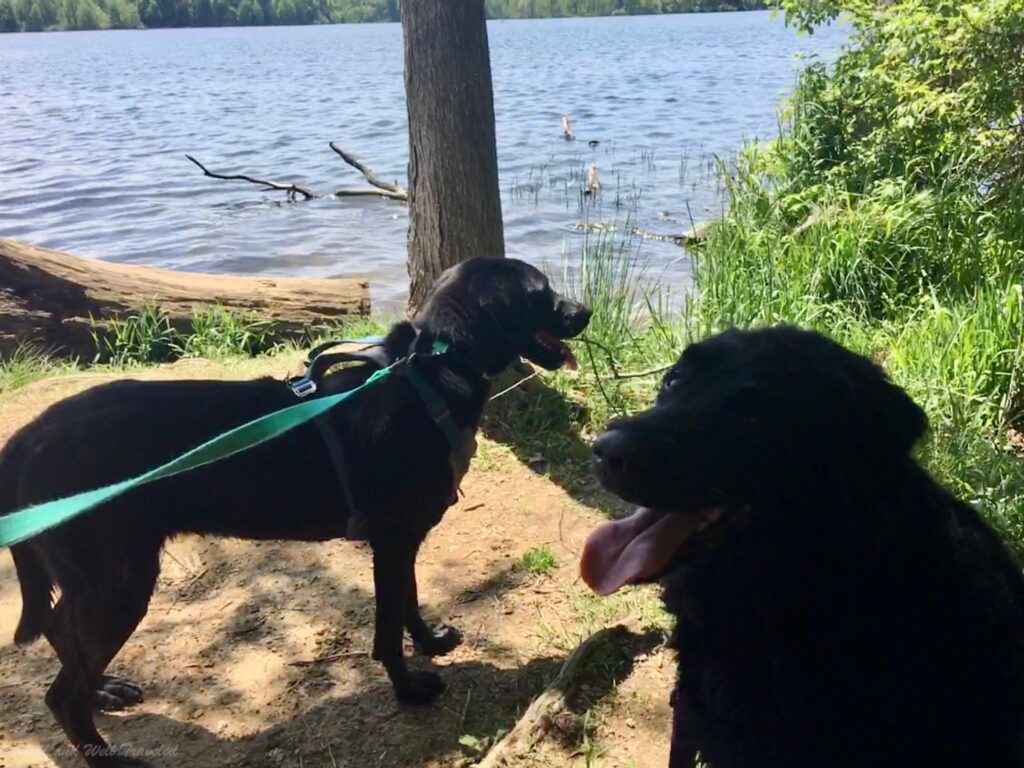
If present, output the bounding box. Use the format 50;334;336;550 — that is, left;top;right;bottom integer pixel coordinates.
329;142;408;201
185;154;317;201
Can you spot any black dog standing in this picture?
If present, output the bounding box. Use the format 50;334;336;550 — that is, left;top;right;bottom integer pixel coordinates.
1;257;589;767
584;327;1024;768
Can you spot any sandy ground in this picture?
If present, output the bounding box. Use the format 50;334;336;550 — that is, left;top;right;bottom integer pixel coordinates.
0;359;674;768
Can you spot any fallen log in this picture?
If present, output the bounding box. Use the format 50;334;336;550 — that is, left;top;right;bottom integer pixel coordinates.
0;238;370;360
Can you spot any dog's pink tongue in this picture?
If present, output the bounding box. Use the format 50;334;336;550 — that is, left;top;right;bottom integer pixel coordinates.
580;507;709;596
562;344;578;370
537;331;578;370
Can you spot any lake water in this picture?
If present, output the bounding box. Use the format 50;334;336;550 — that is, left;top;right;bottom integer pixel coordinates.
0;13;845;307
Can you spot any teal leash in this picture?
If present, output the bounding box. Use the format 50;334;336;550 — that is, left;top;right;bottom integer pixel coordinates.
0;337;459;549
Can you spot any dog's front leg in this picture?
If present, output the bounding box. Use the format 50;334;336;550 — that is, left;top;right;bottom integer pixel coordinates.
406;544;463;657
371;539;447;704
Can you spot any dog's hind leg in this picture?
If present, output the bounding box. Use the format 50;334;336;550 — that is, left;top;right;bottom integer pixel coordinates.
372;539;447;705
44;560;158;767
405;544;462;658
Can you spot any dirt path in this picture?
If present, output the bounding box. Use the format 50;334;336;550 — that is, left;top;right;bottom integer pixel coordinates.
0;360;674;768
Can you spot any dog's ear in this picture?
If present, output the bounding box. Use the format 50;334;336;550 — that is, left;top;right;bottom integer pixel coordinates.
843;354;928;456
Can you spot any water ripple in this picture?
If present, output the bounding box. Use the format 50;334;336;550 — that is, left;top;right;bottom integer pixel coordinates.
0;14;844;307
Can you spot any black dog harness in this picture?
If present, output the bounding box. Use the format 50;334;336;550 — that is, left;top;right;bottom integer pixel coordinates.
286;337;463;540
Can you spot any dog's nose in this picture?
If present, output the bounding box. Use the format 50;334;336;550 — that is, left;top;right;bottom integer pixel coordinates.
592;429;632;489
572;305;593;333
558;299;592;334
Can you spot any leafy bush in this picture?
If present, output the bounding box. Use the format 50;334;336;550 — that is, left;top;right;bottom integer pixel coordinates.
684;0;1024;544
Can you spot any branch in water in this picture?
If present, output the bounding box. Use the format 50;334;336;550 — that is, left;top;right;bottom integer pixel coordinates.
184;154;317;202
329;142;408;201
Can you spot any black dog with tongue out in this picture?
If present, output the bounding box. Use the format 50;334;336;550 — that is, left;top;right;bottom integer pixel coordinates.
2;256;589;768
583;326;1024;768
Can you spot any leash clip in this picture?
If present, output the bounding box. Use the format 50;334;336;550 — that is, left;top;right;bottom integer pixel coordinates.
288;376;318;398
390;351;417;376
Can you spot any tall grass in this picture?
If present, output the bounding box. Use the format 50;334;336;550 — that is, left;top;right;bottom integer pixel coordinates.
687;138;1024;547
0;344;79;394
91;303;281;366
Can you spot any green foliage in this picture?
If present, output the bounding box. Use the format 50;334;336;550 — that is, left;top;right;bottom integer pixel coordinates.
484;0;764;15
234;0;262;23
0;345;78;393
75;0;108;28
92;302;179;366
686;0;1024;545
91;303;280;366
106;0;139;26
0;0;20;29
175;306;278;358
518;545;558;575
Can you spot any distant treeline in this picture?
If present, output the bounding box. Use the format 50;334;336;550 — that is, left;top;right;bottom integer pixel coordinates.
0;0;766;33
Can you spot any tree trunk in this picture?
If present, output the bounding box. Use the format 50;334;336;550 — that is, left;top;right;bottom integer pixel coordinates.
400;0;505;311
0;238;369;360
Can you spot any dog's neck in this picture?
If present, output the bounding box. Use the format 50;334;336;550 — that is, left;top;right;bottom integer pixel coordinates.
384;322;492;430
751;454;942;533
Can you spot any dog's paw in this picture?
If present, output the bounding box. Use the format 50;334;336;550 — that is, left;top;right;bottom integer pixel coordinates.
394;670;446;705
413;624;463;657
92;676;145;712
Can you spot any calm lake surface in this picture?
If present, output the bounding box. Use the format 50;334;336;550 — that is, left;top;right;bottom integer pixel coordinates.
0;13;845;306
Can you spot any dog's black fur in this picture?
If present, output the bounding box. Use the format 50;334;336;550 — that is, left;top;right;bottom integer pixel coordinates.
592;327;1024;768
1;257;589;767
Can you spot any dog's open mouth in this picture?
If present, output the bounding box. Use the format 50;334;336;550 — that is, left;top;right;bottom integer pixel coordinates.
533;330;578;370
580;506;723;596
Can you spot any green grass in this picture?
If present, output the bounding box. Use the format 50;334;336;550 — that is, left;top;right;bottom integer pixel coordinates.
685;141;1024;549
0;344;79;393
518;545;557;576
86;303;390;368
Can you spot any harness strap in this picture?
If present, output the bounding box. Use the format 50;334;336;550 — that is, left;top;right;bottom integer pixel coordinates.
315;416;369;541
398;367;463;451
302;336;462;541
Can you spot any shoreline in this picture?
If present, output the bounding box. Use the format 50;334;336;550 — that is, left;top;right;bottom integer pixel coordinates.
0;6;770;34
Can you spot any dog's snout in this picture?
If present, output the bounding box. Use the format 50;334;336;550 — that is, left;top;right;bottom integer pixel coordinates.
558;299;592;335
592;429;633;490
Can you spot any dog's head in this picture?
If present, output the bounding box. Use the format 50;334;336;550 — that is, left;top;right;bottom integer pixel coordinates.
581;326;927;596
414;257;590;375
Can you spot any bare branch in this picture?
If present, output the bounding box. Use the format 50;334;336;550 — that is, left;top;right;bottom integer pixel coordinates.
569;220;710;245
477;626;640;768
328;142;408;201
333;187;409;201
184;154;317;201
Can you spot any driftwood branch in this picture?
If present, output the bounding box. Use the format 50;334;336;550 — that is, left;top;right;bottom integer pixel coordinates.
792;204;822;236
185;154;317;201
329;142;408;201
187;144;409;203
570;220;711;246
477;625;638;768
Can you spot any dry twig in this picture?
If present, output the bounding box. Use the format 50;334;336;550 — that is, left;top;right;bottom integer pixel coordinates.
476;626;634;768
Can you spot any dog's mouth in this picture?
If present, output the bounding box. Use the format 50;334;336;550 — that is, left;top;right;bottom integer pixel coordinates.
525;330;578;371
580;506;724;596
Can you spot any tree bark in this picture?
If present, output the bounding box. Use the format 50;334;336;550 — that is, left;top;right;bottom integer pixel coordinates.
400;0;505;311
0;238;369;360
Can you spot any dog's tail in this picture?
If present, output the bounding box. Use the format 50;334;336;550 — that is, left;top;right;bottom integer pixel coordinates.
11;545;53;644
